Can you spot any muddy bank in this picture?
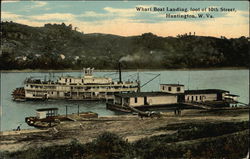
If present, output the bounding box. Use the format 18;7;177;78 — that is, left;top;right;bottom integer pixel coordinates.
0;109;249;158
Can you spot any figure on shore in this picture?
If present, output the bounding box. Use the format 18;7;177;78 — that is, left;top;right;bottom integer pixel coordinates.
16;124;21;131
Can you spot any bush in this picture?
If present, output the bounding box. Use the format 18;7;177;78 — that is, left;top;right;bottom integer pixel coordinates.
84;132;133;159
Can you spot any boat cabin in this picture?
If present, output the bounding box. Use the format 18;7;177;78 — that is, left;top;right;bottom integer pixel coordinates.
36;108;58;119
160;84;185;94
224;94;239;102
114;92;178;107
57;68;112;85
184;89;230;102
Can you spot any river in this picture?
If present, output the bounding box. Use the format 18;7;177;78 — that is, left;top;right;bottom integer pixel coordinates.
0;69;249;131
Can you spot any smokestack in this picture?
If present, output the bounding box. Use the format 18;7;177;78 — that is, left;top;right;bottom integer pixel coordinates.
119;62;122;83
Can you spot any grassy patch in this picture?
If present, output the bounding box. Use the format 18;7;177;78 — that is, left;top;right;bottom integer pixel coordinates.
1;121;249;159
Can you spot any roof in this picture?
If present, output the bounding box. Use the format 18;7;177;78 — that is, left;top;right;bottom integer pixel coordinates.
115;92;177;98
225;94;239;97
160;84;184;86
36;108;58;111
185;89;229;94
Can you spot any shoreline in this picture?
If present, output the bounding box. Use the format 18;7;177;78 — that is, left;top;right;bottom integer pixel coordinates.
0;109;249;155
0;67;248;73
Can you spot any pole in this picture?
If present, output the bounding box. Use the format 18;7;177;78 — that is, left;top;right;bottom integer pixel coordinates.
66;105;68;117
119;62;122;83
188;70;190;90
137;70;141;92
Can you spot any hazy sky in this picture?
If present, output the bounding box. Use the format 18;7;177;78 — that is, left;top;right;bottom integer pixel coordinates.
2;1;249;38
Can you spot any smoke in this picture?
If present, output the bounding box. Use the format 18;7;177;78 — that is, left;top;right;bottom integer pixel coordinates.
119;51;165;65
119;54;141;62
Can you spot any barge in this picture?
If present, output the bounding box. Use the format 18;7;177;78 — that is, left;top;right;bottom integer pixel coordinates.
107;84;241;112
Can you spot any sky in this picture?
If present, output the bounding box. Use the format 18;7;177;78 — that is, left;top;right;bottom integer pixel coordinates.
2;0;249;38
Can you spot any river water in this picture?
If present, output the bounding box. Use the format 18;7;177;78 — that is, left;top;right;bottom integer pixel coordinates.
0;69;249;131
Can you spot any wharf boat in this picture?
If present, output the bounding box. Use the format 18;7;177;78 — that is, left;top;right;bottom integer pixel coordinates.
106;84;243;112
12;66;140;101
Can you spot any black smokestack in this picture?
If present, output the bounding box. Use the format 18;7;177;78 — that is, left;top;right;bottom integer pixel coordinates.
119;62;122;83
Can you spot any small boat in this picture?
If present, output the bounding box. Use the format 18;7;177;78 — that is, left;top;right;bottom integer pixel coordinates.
25;108;98;128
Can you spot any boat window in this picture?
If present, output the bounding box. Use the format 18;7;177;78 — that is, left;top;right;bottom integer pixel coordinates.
200;96;202;100
135;97;138;103
70;79;72;82
162;86;165;90
196;96;198;101
65;79;67;82
177;87;181;92
168;87;172;91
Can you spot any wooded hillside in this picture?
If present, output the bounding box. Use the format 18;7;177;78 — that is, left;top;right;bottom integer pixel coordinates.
1;21;249;70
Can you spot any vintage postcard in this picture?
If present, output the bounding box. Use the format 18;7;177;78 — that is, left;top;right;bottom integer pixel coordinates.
0;0;249;158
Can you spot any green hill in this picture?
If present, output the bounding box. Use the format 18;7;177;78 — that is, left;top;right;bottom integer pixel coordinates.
1;21;249;70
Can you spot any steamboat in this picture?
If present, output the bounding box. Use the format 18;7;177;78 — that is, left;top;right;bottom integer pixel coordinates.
12;66;140;101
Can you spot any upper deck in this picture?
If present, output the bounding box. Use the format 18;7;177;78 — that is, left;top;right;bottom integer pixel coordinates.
24;68;139;88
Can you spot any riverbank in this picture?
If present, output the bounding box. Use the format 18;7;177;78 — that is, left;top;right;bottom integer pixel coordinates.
0;67;248;73
0;108;249;158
